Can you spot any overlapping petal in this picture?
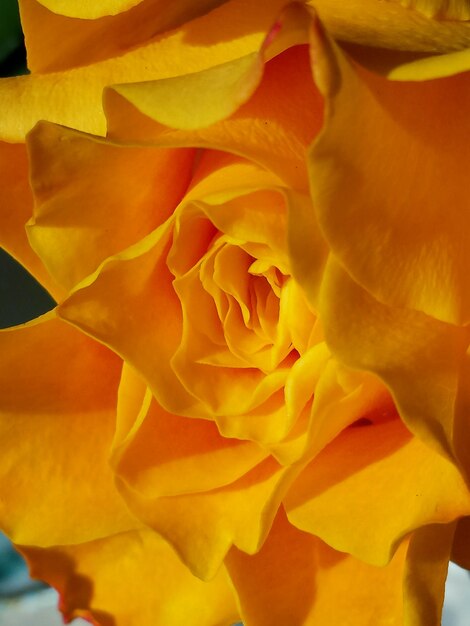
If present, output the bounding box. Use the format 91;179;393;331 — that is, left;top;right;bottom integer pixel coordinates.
20;529;239;626
0;313;138;546
26;121;194;291
309;20;470;326
284;418;470;566
226;508;457;626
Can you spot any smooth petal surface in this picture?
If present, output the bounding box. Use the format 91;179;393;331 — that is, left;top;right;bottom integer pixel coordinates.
32;0;144;18
58;224;202;417
19;0;231;72
0;141;63;300
1;0;288;142
284;419;470;566
116;458;301;580
105;44;323;190
226;507;407;626
403;523;456;626
309;0;470;52
0;313;137;546
112;377;269;497
20;529;239;626
317;259;470;467
393;0;470;19
309;21;470;325
27;121;194;290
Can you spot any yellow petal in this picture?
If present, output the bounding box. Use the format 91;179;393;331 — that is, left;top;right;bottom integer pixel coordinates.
1;0;287;141
18;0;255;72
20;529;239;626
310;0;470;52
226;507;407;626
105;43;323;190
116;457;301;580
404;522;456;626
317;258;470;467
284;419;470;566
31;0;144;18
0;313;137;546
309;19;470;325
392;0;470;19
58;223;202;417
27;121;194;290
0;141;63;300
112;379;269;497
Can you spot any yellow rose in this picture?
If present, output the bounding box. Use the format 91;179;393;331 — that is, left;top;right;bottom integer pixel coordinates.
2;2;470;626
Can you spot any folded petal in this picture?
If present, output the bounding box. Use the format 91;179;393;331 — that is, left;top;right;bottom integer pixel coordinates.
309;20;470;325
19;0;233;72
404;522;456;626
58;224;202;416
20;529;239;626
451;516;470;569
284;418;470;566
226;507;407;626
0;313;138;546
0;140;63;299
116;457;301;580
105;40;323;190
27;121;194;290
1;0;288;141
393;0;470;19
310;0;470;52
317;258;470;468
111;374;268;497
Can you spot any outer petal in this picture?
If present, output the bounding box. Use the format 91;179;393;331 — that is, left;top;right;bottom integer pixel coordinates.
0;141;63;300
317;258;470;470
392;0;470;19
451;516;470;569
404;523;456;626
0;313;138;546
27;121;194;291
226;507;407;626
20;529;239;626
284;419;470;566
105;42;323;190
1;0;288;141
309;0;470;52
31;0;145;18
309;18;470;325
19;0;231;72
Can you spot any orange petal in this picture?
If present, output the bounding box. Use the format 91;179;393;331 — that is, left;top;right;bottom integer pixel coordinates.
105;43;323;190
226;507;408;626
451;516;470;570
309;18;470;325
0;141;63;300
20;529;239;626
57;224;202;417
284;419;470;566
0;313;137;546
404;522;456;626
317;258;470;468
310;0;470;52
27;121;194;291
116;457;301;580
112;378;269;497
392;0;470;19
2;0;288;142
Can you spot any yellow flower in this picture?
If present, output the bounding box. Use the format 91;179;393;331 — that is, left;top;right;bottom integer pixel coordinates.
1;2;470;625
